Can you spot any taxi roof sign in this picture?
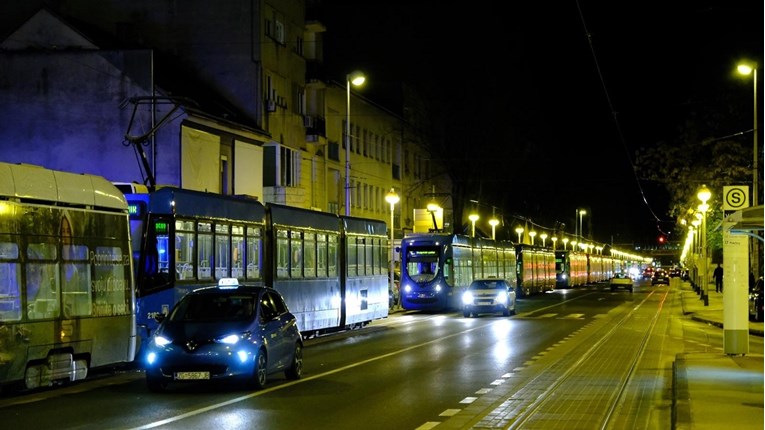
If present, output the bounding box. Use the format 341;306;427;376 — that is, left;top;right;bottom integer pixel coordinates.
218;278;240;288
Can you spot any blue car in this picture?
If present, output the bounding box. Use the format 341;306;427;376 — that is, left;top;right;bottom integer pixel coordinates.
144;279;303;392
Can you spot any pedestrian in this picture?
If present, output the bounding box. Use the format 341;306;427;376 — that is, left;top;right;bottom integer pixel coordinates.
713;263;723;293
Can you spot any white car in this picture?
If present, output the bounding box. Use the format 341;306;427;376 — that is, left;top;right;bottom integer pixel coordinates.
462;278;516;317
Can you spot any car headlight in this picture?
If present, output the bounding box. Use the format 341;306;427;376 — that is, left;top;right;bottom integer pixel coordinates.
462;291;474;305
217;334;241;345
153;335;172;347
496;292;508;305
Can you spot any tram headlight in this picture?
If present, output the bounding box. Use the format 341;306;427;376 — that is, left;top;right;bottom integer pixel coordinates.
435;284;442;292
404;284;412;293
462;291;474;305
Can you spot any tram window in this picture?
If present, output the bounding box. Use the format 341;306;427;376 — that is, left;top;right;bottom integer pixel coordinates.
197;222;213;280
290;231;303;278
317;234;327;277
93;245;130;316
215;224;230;279
232;225;244;279
0;242;21;321
26;242;60;320
246;226;262;279
61;242;90;318
276;230;289;278
304;233;316;278
347;237;358;277
175;220;194;280
364;238;374;276
328;235;338;277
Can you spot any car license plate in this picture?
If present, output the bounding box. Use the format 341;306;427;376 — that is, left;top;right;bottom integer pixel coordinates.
175;371;210;380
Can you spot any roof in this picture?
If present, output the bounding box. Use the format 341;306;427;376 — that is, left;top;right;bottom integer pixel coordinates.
724;205;764;241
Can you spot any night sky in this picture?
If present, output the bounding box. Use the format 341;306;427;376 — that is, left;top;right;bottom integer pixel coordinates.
317;1;763;246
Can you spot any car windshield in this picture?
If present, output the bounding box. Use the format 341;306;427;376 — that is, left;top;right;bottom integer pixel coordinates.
469;280;506;290
170;293;256;322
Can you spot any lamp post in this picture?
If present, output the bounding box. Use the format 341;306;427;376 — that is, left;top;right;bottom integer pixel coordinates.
345;71;366;216
529;230;537;246
385;188;399;307
562;237;569;250
515;226;524;244
697;185;711;306
578;209;587;242
427;202;441;232
469;213;480;238
737;63;760;279
737;64;758;206
551;236;558;250
489;217;499;240
540;233;548;247
692;216;702;293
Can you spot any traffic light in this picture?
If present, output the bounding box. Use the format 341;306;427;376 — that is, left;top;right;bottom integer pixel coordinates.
657;235;666;244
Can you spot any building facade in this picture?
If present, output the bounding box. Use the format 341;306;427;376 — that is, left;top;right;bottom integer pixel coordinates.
0;0;452;236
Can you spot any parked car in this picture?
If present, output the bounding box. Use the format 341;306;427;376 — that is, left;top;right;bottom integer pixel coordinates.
749;277;763;322
610;272;633;292
461;278;516;318
652;269;670;286
143;279;303;392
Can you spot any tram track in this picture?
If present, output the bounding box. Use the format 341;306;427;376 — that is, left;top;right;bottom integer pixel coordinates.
452;288;672;429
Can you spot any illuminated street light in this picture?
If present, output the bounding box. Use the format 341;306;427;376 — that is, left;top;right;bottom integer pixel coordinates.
427;202;441;232
489;217;499;240
345;70;366;216
562;237;569;250
469;213;480;238
540;233;548;247
737;62;760;279
578;209;587;242
385;188;399;307
737;63;758;206
551;236;558;250
697;184;711;306
529;230;537;245
515;226;524;244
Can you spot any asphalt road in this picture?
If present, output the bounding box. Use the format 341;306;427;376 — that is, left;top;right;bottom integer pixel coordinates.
1;281;755;429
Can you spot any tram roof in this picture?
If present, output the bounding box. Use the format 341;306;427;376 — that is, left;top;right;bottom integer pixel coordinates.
0;162;126;210
148;187;266;222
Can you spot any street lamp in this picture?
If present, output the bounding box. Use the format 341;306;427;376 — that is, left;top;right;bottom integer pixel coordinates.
529;230;537;245
551;236;558;250
697;184;711;306
427;202;441;232
469;213;479;238
737;63;760;280
578;209;587;241
385;188;399;306
489;217;499;240
562;237;569;250
540;233;548;247
737;63;758;206
345;71;366;216
515;226;524;244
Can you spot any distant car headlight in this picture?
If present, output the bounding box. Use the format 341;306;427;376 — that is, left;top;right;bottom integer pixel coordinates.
462;291;474;305
153;335;172;347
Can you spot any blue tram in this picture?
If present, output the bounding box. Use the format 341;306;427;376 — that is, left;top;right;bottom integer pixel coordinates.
125;187;388;348
399;233;517;311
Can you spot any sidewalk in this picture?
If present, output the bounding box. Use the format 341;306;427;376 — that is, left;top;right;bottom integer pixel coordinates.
674;280;764;430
